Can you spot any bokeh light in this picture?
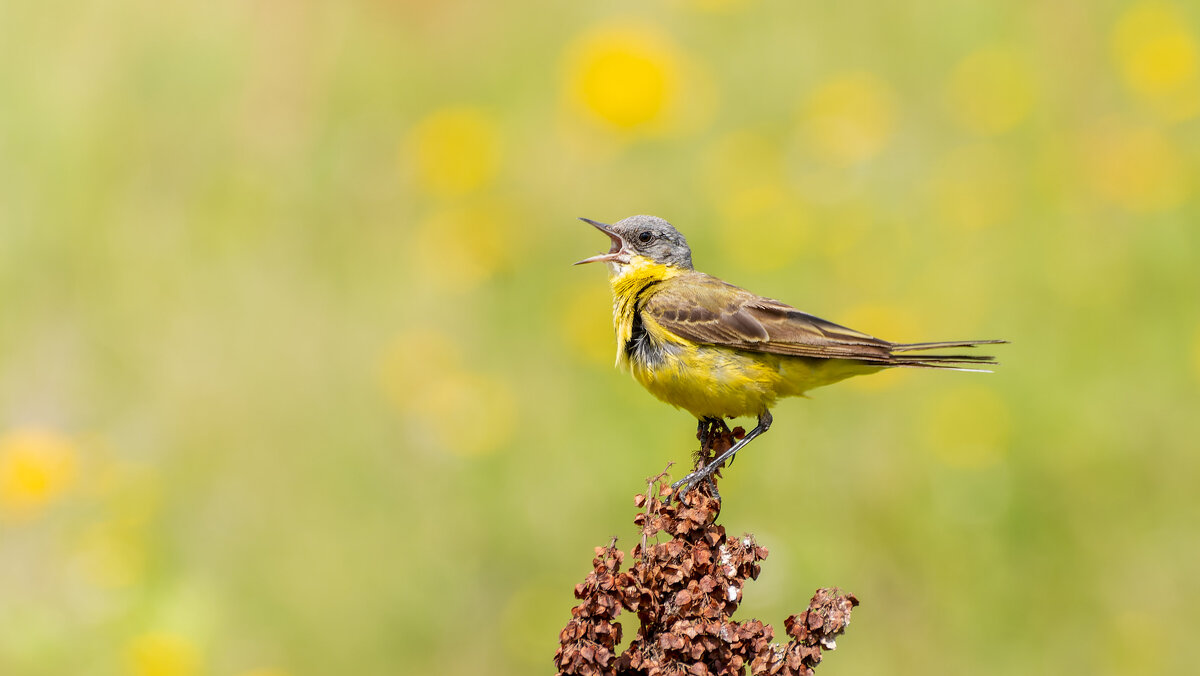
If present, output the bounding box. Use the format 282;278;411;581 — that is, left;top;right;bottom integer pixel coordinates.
409;202;515;292
945;46;1036;135
564;24;684;132
1113;0;1200;119
125;633;201;676
799;72;896;166
1082;117;1188;212
0;428;77;520
407;106;502;197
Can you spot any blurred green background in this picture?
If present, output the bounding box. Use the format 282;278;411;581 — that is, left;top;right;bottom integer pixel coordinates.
3;0;1199;674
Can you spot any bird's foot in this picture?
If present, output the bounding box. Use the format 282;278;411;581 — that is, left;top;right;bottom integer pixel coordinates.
669;465;721;505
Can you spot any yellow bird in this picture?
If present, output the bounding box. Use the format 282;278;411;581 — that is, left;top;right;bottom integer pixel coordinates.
576;215;1005;496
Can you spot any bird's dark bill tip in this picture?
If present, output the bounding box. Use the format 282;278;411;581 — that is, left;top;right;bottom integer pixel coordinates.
578;217;610;230
574;216;625;265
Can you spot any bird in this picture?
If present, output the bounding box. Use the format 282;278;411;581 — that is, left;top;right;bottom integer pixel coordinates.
575;214;1005;498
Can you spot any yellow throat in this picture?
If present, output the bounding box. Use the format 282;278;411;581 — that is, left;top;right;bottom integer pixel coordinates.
607;255;686;371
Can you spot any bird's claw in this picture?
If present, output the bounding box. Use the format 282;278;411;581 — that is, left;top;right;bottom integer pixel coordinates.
669;468;720;505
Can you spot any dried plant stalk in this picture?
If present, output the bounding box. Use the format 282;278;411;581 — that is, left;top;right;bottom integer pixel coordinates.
555;426;859;676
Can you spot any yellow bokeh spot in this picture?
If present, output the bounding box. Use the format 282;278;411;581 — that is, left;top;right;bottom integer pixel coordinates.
0;427;77;519
1113;1;1200;119
416;371;517;457
1083;119;1187;212
800;72;896;166
715;185;809;271
559;281;615;366
946;47;1036;135
919;385;1011;469
929;143;1016;230
1114;2;1197;94
407;107;501;196
411;203;513;292
125;632;201;676
566;24;682;130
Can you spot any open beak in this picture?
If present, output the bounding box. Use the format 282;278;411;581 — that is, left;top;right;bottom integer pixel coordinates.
574;217;629;265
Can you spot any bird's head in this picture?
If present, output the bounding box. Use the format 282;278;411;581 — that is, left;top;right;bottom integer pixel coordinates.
574;215;694;271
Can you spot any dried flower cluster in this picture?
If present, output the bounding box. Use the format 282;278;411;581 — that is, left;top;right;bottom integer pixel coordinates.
555;451;858;676
775;588;858;674
557;541;631;673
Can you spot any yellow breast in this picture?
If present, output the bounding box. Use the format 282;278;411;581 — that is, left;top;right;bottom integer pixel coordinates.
628;326;786;419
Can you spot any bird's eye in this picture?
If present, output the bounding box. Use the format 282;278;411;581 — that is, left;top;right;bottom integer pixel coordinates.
638;231;653;243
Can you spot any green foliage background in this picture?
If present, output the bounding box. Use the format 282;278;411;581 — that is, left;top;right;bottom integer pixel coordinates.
2;1;1199;675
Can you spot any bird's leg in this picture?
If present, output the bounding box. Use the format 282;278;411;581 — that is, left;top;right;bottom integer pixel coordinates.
672;411;773;500
695;416;725;459
687;417;723;499
696;418;711;455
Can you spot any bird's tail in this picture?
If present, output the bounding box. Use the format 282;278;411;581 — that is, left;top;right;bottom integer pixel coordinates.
887;339;1008;372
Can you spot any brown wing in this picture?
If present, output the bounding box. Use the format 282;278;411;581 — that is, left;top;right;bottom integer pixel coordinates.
642;273;897;362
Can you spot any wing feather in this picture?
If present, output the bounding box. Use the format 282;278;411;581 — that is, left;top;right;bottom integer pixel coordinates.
642;273;896;362
642;273;1003;366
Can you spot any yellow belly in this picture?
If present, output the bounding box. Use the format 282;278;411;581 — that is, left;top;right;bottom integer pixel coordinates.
628;340;881;419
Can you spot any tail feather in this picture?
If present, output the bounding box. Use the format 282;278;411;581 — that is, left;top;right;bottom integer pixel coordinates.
892;339;1008;352
892;354;997;364
885;339;1007;371
890;362;996;373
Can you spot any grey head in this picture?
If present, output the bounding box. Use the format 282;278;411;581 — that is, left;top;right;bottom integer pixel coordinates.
574;215;694;269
